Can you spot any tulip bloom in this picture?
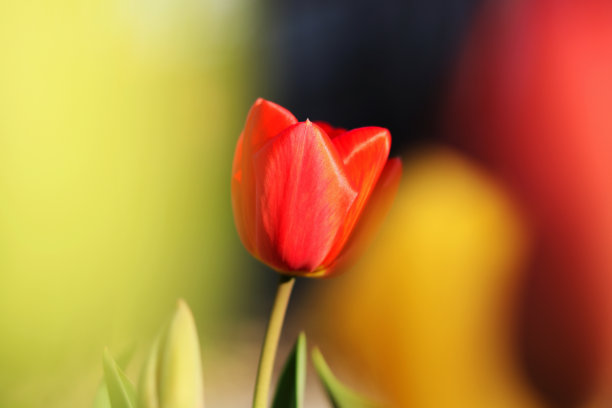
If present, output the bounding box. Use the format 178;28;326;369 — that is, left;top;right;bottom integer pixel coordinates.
232;98;401;277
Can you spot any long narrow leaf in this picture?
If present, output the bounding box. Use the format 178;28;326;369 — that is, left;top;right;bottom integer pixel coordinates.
93;384;112;408
272;332;307;408
312;347;381;408
94;346;135;408
103;348;137;408
139;336;161;408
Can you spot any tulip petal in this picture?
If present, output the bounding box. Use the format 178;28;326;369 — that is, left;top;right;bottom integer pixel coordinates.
243;98;298;151
326;158;402;276
322;127;391;266
231;135;250;251
254;121;357;272
313;121;347;139
232;99;298;253
232;133;243;183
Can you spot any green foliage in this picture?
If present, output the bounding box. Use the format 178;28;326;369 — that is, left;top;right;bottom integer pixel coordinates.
139;337;161;408
93;384;112;408
96;301;385;408
140;300;205;408
103;349;137;408
272;332;307;408
97;300;205;408
312;347;381;408
94;346;135;408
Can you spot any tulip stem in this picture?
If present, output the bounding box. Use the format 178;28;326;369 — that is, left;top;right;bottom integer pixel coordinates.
253;274;296;408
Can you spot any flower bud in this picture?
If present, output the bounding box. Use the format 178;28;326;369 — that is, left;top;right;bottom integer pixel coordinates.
231;98;401;277
140;299;205;408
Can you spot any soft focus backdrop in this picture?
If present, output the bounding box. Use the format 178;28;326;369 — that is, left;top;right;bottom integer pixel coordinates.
2;0;612;407
0;0;257;406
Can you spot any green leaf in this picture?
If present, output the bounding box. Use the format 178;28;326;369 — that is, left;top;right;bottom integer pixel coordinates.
103;348;137;408
138;299;205;408
311;347;381;408
93;384;112;408
139;336;161;408
94;346;135;408
272;332;307;408
157;299;205;408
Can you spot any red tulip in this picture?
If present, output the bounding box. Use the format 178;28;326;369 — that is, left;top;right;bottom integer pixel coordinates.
231;98;401;277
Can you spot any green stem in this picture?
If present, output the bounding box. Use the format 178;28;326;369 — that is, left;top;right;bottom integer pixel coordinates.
253;275;296;408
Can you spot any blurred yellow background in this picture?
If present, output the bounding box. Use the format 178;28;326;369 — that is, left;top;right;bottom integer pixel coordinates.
0;1;255;406
303;149;543;407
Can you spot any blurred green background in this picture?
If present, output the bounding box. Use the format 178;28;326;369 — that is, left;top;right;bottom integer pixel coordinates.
0;1;259;406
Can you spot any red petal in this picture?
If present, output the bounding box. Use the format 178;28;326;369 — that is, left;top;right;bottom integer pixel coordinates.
243;98;298;152
232;99;298;253
231;134;249;250
321;127;391;266
253;121;357;272
313;121;347;139
325;157;403;276
232;133;243;183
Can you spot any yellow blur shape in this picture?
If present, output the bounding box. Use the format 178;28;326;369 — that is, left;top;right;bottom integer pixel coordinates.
0;0;252;406
140;300;205;408
305;148;544;408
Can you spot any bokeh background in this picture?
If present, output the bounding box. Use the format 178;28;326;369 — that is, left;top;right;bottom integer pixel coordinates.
2;0;612;407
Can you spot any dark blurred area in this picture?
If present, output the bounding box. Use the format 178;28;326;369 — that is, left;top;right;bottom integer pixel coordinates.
257;0;482;153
